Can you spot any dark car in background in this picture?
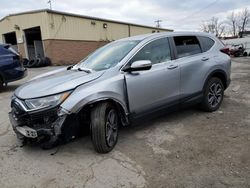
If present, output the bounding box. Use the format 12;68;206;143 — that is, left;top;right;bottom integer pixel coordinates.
0;43;27;88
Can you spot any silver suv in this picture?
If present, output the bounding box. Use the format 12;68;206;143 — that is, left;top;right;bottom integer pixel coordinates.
9;32;231;153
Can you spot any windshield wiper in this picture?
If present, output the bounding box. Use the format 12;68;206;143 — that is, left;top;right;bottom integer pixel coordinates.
67;65;73;70
77;67;92;73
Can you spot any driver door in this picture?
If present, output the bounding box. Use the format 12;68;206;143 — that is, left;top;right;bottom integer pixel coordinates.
124;37;180;116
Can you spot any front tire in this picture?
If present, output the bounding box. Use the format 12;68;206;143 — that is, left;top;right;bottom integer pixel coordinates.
201;77;224;112
91;102;119;153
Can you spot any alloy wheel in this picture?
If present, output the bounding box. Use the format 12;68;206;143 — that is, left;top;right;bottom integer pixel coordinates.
105;109;118;147
208;83;223;108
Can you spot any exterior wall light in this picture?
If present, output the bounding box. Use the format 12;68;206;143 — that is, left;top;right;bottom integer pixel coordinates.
103;23;107;29
14;24;20;30
62;15;66;22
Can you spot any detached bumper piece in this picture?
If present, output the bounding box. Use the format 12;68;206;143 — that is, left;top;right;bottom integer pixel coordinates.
16;126;38;138
8;98;71;149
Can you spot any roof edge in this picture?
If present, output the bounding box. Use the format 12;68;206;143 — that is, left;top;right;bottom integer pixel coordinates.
0;9;173;31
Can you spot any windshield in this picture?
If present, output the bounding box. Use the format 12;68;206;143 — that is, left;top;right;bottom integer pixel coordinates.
8;47;19;56
74;40;140;71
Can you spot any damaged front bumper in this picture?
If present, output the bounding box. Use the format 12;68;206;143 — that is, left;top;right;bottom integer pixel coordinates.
8;97;69;147
9;111;67;139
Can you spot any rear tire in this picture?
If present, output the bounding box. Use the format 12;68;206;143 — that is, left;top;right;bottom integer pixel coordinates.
201;77;224;112
91;102;119;153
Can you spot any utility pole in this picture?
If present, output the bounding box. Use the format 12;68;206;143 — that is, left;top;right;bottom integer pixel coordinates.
48;0;52;10
155;20;162;28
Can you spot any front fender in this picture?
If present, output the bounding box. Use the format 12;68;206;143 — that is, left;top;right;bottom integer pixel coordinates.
60;74;128;114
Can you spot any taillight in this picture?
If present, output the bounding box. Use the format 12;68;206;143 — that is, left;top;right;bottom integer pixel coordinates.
220;47;230;56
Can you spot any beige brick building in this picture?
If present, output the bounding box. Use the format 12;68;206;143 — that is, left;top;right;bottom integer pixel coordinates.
0;9;172;65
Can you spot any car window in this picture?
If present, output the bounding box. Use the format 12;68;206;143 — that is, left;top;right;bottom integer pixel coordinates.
199;36;215;52
8;46;19;55
76;40;140;71
174;36;202;58
130;38;171;65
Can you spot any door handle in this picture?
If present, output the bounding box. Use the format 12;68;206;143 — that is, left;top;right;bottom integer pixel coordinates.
201;57;209;61
167;64;178;70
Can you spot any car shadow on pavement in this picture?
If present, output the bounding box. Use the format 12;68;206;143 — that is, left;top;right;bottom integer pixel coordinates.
0;84;20;93
62;107;204;154
18;106;205;155
121;107;202;131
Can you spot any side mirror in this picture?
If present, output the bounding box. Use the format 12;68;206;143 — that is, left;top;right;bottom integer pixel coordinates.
124;60;152;72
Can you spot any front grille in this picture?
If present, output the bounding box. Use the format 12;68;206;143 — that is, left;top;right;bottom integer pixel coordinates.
10;98;59;128
24;108;58;128
29;108;58;121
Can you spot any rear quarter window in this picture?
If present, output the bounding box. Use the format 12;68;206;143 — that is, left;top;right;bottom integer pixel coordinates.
173;36;202;58
198;36;215;52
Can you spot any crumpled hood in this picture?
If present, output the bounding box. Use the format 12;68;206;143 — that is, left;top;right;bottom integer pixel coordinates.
15;68;104;99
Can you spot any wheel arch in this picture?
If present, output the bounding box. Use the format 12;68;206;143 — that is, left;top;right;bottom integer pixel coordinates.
203;70;228;91
76;97;130;126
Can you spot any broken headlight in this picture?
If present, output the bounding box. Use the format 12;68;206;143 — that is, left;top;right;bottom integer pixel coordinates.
25;91;71;111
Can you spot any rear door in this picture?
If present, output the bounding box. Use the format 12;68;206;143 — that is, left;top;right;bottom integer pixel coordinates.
0;46;16;80
124;37;180;116
171;35;214;99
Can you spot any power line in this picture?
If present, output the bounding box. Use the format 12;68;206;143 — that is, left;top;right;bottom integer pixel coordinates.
159;0;220;27
48;0;52;10
155;20;162;28
180;0;220;21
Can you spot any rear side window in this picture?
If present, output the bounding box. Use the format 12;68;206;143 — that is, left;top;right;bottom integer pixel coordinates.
174;36;202;58
130;38;171;65
199;36;215;52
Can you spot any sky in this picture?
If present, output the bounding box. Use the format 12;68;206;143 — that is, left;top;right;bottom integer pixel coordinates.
1;0;250;31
